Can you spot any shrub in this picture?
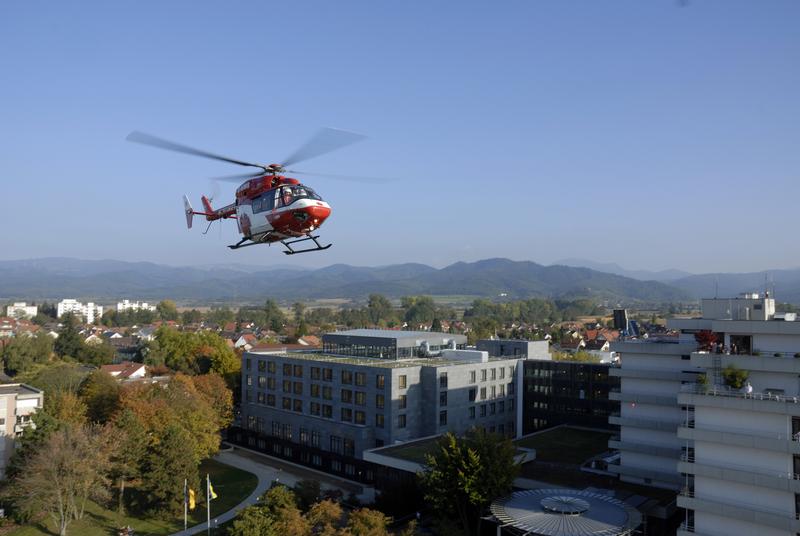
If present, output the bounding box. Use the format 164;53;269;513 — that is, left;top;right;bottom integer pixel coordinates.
722;364;749;390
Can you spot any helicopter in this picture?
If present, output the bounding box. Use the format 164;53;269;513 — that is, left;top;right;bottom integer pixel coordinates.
127;128;375;255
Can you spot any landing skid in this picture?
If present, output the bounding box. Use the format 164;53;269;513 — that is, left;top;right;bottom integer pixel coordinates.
227;234;332;255
281;235;332;255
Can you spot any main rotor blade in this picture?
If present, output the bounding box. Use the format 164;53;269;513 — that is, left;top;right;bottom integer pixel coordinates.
127;131;266;170
282;127;367;167
211;172;266;183
287;169;396;184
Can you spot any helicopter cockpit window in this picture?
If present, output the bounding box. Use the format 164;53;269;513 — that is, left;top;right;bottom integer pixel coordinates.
281;187;294;207
252;198;262;212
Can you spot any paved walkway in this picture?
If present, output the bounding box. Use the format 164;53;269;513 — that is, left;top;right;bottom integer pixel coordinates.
170;448;365;535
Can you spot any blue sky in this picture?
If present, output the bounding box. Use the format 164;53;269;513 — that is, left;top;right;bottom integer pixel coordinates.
1;1;798;273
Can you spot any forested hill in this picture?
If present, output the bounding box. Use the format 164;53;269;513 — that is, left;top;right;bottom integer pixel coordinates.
0;257;690;304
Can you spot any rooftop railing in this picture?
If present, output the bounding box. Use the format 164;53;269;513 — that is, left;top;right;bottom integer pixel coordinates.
695;349;800;359
681;383;800;404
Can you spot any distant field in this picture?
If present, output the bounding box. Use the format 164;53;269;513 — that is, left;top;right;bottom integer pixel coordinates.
8;458;256;536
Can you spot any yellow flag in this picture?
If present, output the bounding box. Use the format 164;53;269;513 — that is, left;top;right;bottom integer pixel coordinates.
209;482;218;500
188;489;196;510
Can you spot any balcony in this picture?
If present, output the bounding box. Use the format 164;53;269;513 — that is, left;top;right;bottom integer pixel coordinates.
679;452;800;492
678;488;800;532
609;412;682;432
679;422;800;454
609;388;677;406
608;435;681;458
692;350;800;373
610;368;698;381
679;383;800;416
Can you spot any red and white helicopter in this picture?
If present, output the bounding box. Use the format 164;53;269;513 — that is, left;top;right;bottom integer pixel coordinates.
127;128;376;255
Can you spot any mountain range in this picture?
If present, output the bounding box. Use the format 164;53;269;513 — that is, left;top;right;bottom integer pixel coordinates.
0;257;798;305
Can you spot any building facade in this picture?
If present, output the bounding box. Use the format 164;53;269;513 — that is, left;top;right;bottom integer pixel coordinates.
5;303;38;320
116;299;157;313
238;330;521;482
522;359;619;433
0;384;44;479
57;299;103;324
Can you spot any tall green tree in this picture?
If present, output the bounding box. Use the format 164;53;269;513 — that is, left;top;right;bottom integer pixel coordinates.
156;299;179;321
1;331;53;376
78;370;121;423
139;423;200;516
54;313;83;359
419;430;519;535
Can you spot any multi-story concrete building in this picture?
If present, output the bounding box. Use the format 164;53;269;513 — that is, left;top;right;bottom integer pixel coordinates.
611;293;800;536
5;302;38;320
0;383;44;478
238;329;522;482
116;299;157;313
57;299;103;324
675;295;800;536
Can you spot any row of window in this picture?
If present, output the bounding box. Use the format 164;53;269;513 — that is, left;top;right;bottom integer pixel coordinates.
248;361;388;389
246;436;364;478
469;366;515;383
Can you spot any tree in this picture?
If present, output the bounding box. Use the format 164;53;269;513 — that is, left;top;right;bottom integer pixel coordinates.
431;318;443;333
293;302;306;323
722;364;749;389
694;330;717;351
367;294;395;326
347;508;392;536
48;391;88;426
261;486;310;536
3;425;112;536
181;309;204;324
1;331;53;376
109;409;147;514
139;423;200;516
229;504;277;536
156;299;179;321
24;362;89;395
307;499;343;534
78;370;120;423
78;341;116;367
54;313;84;359
419;430;519;535
264;299;287;333
402;296;437;326
192;373;234;428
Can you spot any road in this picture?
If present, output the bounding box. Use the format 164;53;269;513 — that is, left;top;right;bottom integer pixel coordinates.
170;447;364;535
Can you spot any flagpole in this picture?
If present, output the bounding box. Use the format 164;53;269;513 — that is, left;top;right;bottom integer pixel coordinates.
184;478;188;531
206;473;211;535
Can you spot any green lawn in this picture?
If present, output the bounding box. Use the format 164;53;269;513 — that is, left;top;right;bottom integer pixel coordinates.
514;426;613;464
9;458;258;536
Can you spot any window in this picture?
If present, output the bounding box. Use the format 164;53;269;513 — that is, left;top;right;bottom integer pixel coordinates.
300;428;309;444
268;361;276;374
355;372;366;386
293;381;303;395
293;399;303;412
257;392;265;404
282;397;291;410
282;423;292;441
469;388;477;402
283;364;292;376
330;435;342;454
246;374;252;386
282;380;291;393
267;377;276;390
311;384;321;398
500;367;505;379
331;460;342;472
345;464;355;476
480;387;487;400
245;391;252;402
491;386;496;399
311;367;321;380
355;411;366;425
311;431;321;448
508;382;514;393
376;414;385;428
271;421;280;436
399;394;407;409
376;374;385;389
439;391;447;406
498;401;505;413
376;394;385;409
509;366;514;378
491;368;496;380
439;411;447;426
323;368;333;382
342;371;353;384
470;370;476;383
323;386;332;400
341;389;353;403
310;402;321;415
469;407;476;419
398;414;407;428
399;375;407;389
490;402;496;415
355;391;366;406
439;372;448;388
341;408;352;422
323;405;333;418
312;454;322;466
509;399;515;411
480;404;487;417
481;369;487;382
499;384;505;397
267;394;276;406
344;438;355;456
258;359;265;372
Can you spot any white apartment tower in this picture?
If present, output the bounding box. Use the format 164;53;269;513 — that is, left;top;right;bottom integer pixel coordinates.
611;293;800;536
116;299;157;313
5;302;38;320
56;299;103;324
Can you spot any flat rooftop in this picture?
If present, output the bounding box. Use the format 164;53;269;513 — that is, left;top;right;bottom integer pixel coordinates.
247;350;512;369
0;383;43;397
